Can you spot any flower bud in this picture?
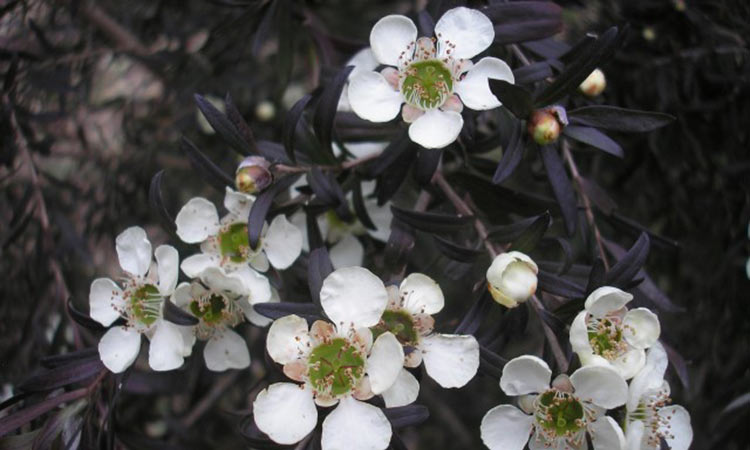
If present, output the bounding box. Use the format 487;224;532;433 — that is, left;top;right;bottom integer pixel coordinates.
235;156;272;194
527;110;561;145
486;251;539;308
578;68;606;97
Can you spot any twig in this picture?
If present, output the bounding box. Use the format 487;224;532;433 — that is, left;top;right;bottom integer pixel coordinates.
61;0;150;56
181;372;241;428
529;296;569;372
273;149;383;174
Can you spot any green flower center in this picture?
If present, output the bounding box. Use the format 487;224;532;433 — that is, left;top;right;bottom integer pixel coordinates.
218;223;256;263
307;338;365;397
588;317;626;360
401;60;453;110
130;284;160;326
535;390;585;437
371;310;419;346
190;294;227;325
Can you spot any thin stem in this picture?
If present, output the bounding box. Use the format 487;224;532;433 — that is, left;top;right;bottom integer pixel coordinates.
273;148;383;174
181;372;241;427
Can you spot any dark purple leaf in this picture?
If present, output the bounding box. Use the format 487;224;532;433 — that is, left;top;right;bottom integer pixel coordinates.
163;299;199;326
487;213;547;242
579;176;617;215
224;93;260;154
539;237;574;275
585;258;606;295
313;65;354;155
384;218;415;274
522;37;571;60
488;80;533;119
455;290;493;335
253;302;324;323
383;404;429;428
194;93;251;155
307;168;351;222
282;93;315;164
415;148;442;186
149;170;177;239
509;210;551;253
483;1;563;45
568;106;675;132
238;414;286;449
247;174;302;248
563;126;623;158
41;348;98;369
308;247;333;306
20;358;103;392
513;61;553;84
32;398;86;450
181;137;235;190
604;233;650;288
375;146;417;206
306;209;324;250
367;132;413;178
537;271;586;298
432;235;482;263
352;181;376;230
539;145;578;236
390;205;473;233
479;345;507;379
494;19;563;45
0;388;86;437
67;298;104;332
662;341;689;389
492;122;524;184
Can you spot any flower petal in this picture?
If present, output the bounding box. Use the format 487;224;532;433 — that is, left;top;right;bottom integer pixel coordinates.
224;187;254;219
330;234;365;269
421;333;479;388
623;307;661;349
569;311;591;353
659;405;692;450
408;109;463;149
369;15;417;66
200;266;247;296
611;347;646;380
321;397;391;450
204;328;250;371
381;368;420;407
249;252;270;272
434;7;494;59
233;265;272;304
89;278;124;326
320;267;388;329
455;57;514;110
585;286;633;318
266;314;311;365
500;355;551;396
175;197;220;244
180;253;218;278
263;215;303;269
480;404;534;450
98;326;141;373
348;71;403;123
253;382;317;445
590;416;626;450
116;226;152;277
154;245;179;295
570;365;628;409
366;331;404;394
624;420;645;450
171;282;193;309
245;287;280;327
399;273;444;315
364;196;393;242
148;320;186;371
627;342;668;411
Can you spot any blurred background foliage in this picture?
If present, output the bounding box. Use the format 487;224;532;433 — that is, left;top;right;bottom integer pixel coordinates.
1;0;748;448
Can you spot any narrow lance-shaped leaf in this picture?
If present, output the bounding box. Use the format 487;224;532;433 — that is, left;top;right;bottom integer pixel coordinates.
563;126;623;158
483;1;563;45
181;137;235;190
308;247;333;307
390;205;473;233
604;232;650;288
383;404;429;428
282;93;315;164
432;235;483;263
509;210;551;253
247;174;302;248
194;93;250;155
163;299;199;326
455;290;493;335
352;181;376;230
567;105;675;132
149;171;177;238
488;80;533;119
537;271;586;298
313;65;354;156
19;357;103;392
224;93;260;154
253;302;324;323
492;122;524;184
415;148;442;186
539;145;578;236
513;61;553;85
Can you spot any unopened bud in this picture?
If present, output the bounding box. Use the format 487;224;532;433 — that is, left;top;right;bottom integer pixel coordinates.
486;251;539;308
527;110;561;145
579;68;606;97
235;156;272;194
255;101;276;122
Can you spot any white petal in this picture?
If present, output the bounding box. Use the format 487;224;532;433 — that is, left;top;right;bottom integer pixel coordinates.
232;265;272;304
480;404;534;450
253;382;317;445
500;355;551;396
330;234;365;269
204;328;250;371
320;267;388;329
364;197;393;242
585;286;633;318
263;215;303;269
321;397;391;450
421;333;479;388
171;282;193;308
627;342;669;411
611;347;646;380
345;141;388;159
434;7;494;59
455;57;514;110
246;287;280;327
249;252;270;272
201;266;248;296
154;245;179;295
148;320;186;371
624;420;645;450
116;226;152;277
89;278;124;326
569;311;591;353
180;253;218;278
366;332;404;394
408;109;463;149
399;273;444;315
177;324;196;357
175;197;220;244
590;416;625;450
369;15;417;66
623;308;661;350
98;326;141;373
349;48;380;76
381;369;420;407
659;405;692;450
224;186;254;219
570;365;628;409
348;71;403;123
266;314;310;365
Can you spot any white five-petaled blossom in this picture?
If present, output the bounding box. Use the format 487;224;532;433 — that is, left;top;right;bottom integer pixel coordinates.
375;273;479;407
570;286;661;379
486;251;539;308
347;7;515;149
621;343;693;450
171;265;273;371
89;226;192;373
480;355;629;450
175;187;303;275
253;267;404;450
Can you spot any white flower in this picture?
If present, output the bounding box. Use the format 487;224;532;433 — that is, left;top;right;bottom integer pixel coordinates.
579;68;606;97
623;343;693;450
89;226;192;373
347;7;515;149
570;286;661;379
171;265;273;371
175;187;303;275
480;355;629;450
377;273;479;407
486;251;538;308
253;267;404;450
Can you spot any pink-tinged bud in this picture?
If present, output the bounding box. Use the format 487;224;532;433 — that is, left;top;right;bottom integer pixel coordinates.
527;110;561;145
486;251;539;308
579;68;606;97
235;156;272;194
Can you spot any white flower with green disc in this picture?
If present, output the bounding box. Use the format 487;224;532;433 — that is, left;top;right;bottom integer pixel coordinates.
175;186;303;275
253;267;404;450
89;226;192;373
